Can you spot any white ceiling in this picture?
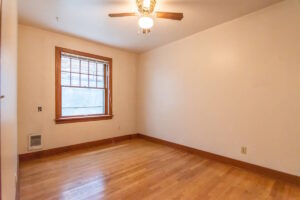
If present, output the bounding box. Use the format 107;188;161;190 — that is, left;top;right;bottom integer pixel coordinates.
18;0;282;53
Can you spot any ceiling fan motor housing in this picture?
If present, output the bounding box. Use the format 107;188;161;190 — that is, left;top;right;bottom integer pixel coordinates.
136;0;156;15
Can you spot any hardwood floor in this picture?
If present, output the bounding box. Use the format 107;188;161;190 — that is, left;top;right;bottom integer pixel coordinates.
20;139;300;200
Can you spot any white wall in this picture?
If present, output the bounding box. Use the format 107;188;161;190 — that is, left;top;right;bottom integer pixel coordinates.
18;25;138;154
137;0;300;176
1;0;18;199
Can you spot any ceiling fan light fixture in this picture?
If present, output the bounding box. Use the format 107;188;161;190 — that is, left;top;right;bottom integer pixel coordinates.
138;16;153;29
109;0;183;34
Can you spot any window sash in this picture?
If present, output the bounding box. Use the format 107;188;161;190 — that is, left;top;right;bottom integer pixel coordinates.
61;55;106;89
61;87;105;117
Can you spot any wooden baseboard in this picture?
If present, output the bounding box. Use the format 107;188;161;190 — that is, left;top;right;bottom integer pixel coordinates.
137;133;300;186
19;134;138;161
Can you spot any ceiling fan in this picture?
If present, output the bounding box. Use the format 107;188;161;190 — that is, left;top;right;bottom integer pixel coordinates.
108;0;184;34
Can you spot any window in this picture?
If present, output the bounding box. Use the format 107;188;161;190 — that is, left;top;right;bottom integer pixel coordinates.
55;47;112;123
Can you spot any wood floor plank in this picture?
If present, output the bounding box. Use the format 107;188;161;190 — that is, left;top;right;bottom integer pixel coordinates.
19;139;300;200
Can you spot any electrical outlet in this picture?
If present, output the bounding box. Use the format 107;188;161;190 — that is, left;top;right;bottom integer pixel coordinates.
241;146;247;155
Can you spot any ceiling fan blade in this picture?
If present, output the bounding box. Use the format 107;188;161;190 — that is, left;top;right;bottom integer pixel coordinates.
155;12;184;20
108;13;137;17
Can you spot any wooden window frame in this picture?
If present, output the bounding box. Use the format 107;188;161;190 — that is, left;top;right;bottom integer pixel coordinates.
55;47;113;124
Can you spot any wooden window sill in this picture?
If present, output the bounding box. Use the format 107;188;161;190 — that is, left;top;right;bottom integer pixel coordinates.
55;115;113;124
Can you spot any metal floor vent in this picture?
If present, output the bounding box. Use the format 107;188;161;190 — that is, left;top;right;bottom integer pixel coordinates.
29;134;42;150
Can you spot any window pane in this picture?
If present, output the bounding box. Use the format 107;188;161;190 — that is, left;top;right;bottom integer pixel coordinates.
81;60;88;74
61;56;70;72
71;59;80;73
62;87;105;116
97;76;104;88
71;73;80;86
97;63;104;76
89;62;97;76
61;72;70;86
90;75;96;87
81;74;88;87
